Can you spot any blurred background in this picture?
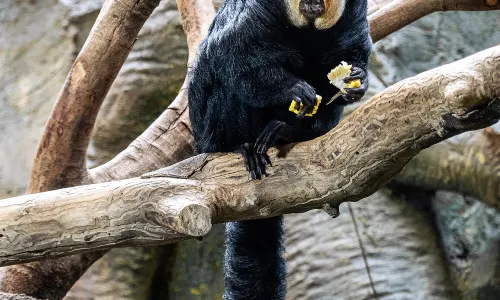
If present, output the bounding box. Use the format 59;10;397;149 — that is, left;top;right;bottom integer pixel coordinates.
1;1;500;299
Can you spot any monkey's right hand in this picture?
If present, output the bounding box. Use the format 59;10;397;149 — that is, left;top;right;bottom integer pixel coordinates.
289;81;317;119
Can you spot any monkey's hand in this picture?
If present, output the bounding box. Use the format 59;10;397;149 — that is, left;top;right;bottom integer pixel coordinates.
343;66;368;103
288;81;318;119
238;143;272;180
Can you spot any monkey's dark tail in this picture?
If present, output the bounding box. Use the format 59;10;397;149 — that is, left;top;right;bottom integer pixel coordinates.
223;216;286;300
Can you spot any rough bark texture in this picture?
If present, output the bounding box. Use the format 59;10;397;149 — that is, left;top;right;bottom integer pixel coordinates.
1;46;500;266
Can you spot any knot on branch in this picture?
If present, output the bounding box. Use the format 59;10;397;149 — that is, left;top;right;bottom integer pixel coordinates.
147;198;212;237
442;98;500;133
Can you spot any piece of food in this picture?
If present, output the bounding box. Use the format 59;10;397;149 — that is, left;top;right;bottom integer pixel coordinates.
289;95;322;117
326;61;361;105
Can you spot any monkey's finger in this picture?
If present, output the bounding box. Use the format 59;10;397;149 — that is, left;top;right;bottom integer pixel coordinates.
349;67;363;76
344;74;365;82
263;153;272;166
304;88;316;102
252;153;263;179
297;99;312;118
345;87;366;95
239;143;253;172
294;96;302;111
297;107;308;119
255;153;267;178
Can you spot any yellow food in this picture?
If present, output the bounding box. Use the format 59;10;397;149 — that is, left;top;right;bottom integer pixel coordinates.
289;95;322;117
326;61;362;105
327;61;360;93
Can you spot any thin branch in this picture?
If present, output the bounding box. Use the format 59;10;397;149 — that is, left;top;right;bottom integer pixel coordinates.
2;46;499;267
369;0;500;42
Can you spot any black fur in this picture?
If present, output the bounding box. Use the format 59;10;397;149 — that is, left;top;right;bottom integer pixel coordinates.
188;0;372;299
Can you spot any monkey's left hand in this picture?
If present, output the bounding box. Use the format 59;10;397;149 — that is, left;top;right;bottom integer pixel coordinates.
343;66;368;103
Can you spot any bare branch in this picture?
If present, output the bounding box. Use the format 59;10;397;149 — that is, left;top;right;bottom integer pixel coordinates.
28;0;161;192
2;46;499;267
369;0;500;42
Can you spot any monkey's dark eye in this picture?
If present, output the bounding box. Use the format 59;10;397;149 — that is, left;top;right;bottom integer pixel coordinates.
299;0;325;20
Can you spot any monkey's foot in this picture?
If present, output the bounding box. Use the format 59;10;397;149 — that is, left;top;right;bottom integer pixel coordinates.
289;81;318;119
343;66;368;103
255;120;292;155
238;143;271;180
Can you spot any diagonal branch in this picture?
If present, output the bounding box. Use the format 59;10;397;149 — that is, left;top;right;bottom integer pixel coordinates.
0;0;162;298
28;0;161;193
2;45;499;267
369;0;500;42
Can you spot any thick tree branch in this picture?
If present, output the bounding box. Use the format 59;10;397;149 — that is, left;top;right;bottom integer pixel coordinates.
2;46;499;267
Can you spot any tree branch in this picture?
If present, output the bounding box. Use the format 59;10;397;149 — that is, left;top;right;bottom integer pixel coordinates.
369;0;500;42
89;0;215;182
27;0;161;192
2;46;499;267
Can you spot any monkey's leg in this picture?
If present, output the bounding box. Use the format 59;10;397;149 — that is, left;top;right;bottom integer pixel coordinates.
255;120;293;156
343;66;369;102
237;143;270;180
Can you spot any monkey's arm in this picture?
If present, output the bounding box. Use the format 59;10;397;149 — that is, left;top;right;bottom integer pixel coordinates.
341;34;373;102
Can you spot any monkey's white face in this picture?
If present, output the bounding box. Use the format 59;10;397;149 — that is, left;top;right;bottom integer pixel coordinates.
285;0;346;30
